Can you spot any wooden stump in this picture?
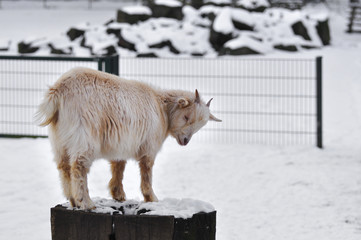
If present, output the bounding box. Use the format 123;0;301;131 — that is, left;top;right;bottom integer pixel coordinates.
51;205;216;240
51;206;113;240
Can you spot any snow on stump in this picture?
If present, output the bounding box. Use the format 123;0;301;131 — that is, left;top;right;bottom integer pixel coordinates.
116;6;152;24
51;198;216;240
209;7;234;51
0;40;11;51
219;35;264;56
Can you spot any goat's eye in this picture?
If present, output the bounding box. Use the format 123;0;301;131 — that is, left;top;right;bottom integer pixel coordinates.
184;116;189;122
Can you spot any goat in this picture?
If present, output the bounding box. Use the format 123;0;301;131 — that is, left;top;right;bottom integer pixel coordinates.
35;67;221;210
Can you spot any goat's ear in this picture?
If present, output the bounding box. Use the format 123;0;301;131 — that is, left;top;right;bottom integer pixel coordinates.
178;98;190;108
210;113;222;122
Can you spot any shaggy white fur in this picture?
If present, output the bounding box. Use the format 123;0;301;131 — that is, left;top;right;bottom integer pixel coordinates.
35;67;221;209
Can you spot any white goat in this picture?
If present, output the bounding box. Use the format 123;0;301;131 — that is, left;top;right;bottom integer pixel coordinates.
36;67;221;210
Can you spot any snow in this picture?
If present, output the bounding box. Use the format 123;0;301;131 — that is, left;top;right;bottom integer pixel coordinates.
82;25;119;54
0;2;119;54
231;8;255;27
62;197;215;218
1;2;361;240
225;33;272;52
0;2;332;57
113;16;216;57
121;5;152;15
0;39;11;50
199;5;223;16
213;7;234;34
139;198;215;218
154;0;182;7
182;5;210;26
283;9;304;24
248;7;329;49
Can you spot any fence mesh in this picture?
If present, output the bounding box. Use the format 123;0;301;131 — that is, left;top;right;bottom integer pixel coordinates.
118;57;318;145
0;56;320;146
0;57;100;137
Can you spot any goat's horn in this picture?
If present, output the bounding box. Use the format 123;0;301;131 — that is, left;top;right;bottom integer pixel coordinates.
195;89;200;103
206;98;213;107
210;113;222;122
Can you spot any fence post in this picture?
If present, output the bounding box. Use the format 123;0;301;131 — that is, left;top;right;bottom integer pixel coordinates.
111;55;119;76
104;55;119;76
316;56;323;148
114;55;119;76
97;59;104;72
347;7;356;33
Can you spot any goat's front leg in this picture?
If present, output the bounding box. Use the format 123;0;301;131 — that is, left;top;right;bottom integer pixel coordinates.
70;157;95;210
109;160;127;202
138;156;158;202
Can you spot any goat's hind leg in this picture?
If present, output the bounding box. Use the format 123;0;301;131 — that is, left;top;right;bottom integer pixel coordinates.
55;149;74;204
109;160;127;201
70;156;95;210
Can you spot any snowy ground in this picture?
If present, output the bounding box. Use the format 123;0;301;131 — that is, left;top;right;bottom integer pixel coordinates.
1;1;361;240
0;0;136;48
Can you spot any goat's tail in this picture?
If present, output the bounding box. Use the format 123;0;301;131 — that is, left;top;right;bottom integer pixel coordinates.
34;88;60;127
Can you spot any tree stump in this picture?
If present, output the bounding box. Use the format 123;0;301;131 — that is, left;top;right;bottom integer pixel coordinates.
51;206;113;240
51;199;216;240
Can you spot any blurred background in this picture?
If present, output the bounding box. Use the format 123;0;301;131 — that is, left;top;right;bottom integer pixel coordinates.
1;1;361;240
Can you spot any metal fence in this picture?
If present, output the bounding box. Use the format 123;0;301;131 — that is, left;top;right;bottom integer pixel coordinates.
0;0;140;9
117;57;323;148
0;55;322;147
0;55;118;138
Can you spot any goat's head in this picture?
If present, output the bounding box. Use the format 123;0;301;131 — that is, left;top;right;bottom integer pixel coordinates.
169;89;221;146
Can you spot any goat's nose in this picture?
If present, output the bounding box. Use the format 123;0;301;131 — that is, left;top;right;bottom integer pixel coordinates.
183;137;189;145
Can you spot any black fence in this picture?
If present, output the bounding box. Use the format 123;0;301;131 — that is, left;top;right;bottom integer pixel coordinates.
347;0;361;33
0;54;118;138
0;55;322;148
117;57;323;148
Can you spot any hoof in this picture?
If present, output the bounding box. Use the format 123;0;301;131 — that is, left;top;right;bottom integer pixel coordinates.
114;196;126;202
73;197;96;210
144;194;158;202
